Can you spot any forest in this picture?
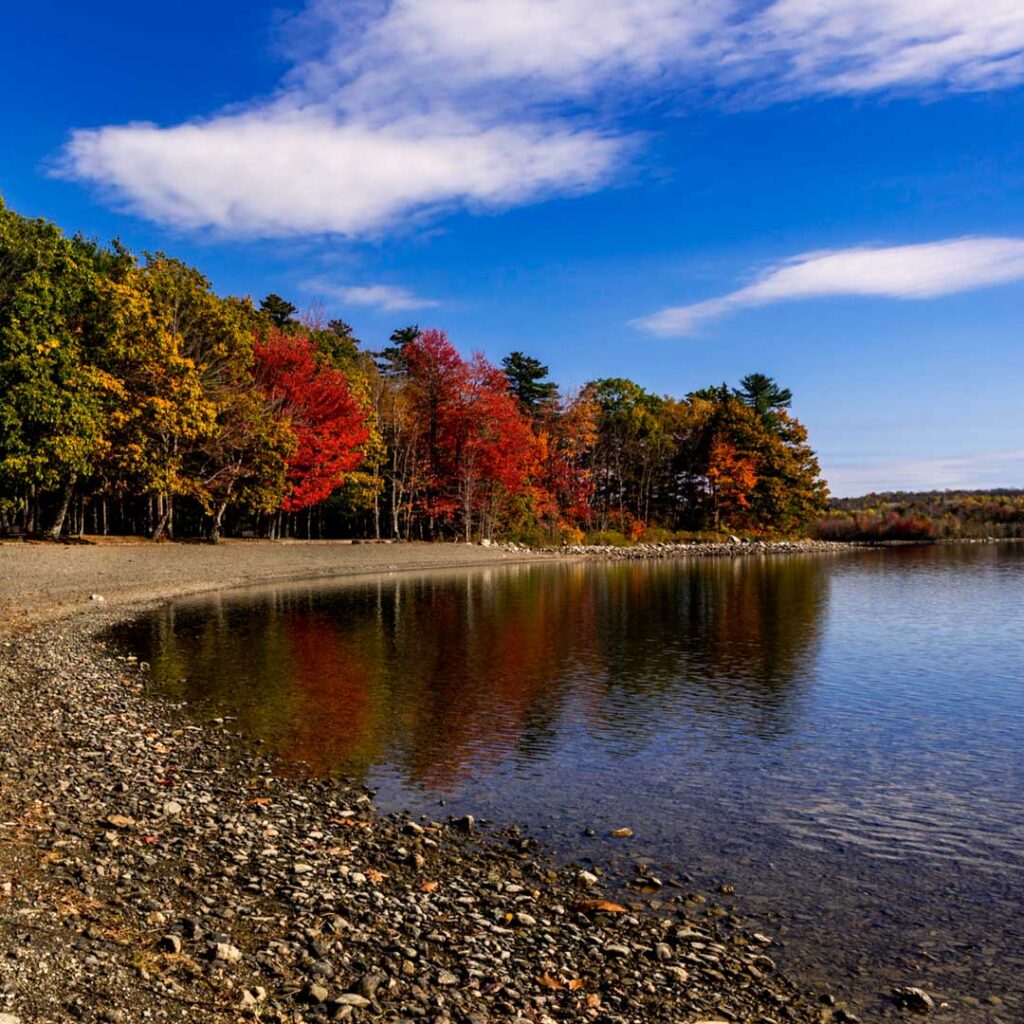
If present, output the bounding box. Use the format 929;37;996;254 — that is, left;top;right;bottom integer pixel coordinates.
820;490;1024;540
0;198;829;543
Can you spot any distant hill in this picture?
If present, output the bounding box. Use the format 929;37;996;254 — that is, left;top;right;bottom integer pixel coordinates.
820;489;1024;541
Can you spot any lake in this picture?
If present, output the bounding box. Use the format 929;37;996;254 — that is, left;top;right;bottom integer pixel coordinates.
121;544;1024;1020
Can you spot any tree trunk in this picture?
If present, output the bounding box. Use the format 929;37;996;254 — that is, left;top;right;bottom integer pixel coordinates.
47;479;76;540
151;494;172;541
208;502;227;543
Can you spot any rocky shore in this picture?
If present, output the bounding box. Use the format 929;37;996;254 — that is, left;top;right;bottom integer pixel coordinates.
0;541;863;1024
487;539;854;559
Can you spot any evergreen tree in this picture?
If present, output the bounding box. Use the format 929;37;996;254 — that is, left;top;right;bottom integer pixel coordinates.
501;351;559;413
259;293;297;328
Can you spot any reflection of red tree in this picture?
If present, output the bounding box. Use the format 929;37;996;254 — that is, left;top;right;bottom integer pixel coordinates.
394;568;601;790
242;559;821;785
278;616;380;773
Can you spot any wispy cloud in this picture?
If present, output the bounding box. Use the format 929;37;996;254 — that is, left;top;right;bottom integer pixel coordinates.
304;279;440;311
824;448;1024;497
634;237;1024;335
59;2;1024;237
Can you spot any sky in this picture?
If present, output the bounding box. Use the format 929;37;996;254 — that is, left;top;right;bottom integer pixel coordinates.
2;0;1023;497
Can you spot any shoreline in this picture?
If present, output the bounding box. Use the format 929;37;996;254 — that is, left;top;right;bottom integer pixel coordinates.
0;537;861;634
0;542;873;1023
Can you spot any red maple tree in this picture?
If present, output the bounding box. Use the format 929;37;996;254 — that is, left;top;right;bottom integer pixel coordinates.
255;328;369;511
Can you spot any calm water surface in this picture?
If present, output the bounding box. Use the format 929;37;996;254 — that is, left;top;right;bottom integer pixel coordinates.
122;545;1024;1020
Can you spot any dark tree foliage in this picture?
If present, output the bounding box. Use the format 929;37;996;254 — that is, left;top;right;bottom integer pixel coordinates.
374;324;420;378
501;351;559;413
736;373;793;415
260;293;298;328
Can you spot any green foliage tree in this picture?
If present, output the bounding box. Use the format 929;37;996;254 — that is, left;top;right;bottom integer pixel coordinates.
735;373;793;431
0;200;113;537
501;351;559;414
259;293;298;328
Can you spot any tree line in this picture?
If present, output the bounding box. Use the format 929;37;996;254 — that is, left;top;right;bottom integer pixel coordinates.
820;490;1024;541
0;198;828;542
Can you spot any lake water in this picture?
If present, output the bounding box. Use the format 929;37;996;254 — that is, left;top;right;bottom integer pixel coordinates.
122;545;1024;1020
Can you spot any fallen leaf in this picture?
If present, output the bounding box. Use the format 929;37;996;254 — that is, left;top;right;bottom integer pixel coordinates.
567;979;586;991
537;973;563;991
421;881;439;893
365;868;387;884
573;899;628;915
246;797;272;807
586;993;601;1008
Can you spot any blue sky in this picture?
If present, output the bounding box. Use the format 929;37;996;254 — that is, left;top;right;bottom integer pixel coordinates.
2;0;1023;496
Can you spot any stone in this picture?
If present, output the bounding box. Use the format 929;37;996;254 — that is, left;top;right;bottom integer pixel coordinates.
334;993;372;1008
0;1015;22;1024
894;987;934;1013
437;970;459;986
212;942;243;963
453;814;475;833
163;800;183;816
303;982;330;1004
158;934;182;954
577;870;599;887
356;973;383;999
103;814;135;829
654;942;673;962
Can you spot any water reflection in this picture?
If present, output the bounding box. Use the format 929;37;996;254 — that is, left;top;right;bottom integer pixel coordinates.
126;556;828;783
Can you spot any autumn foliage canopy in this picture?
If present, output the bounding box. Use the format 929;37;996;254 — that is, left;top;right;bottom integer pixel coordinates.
0;197;829;541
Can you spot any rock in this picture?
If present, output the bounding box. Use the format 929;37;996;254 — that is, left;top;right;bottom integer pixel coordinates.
577;869;599;887
239;987;266;1009
452;814;475;832
211;942;243;963
158;934;182;954
654;942;673;961
0;1015;22;1024
89;594;106;603
437;970;459;986
333;993;371;1008
894;987;934;1013
103;814;135;829
610;827;633;838
355;973;383;999
163;800;183;816
302;982;330;1004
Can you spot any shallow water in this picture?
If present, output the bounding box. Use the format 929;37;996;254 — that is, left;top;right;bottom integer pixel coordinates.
122;545;1024;1019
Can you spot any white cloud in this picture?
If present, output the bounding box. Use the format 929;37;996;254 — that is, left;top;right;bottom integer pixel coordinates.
59;1;1024;237
634;237;1024;335
63;112;621;238
305;279;440;311
737;0;1024;98
824;449;1024;497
